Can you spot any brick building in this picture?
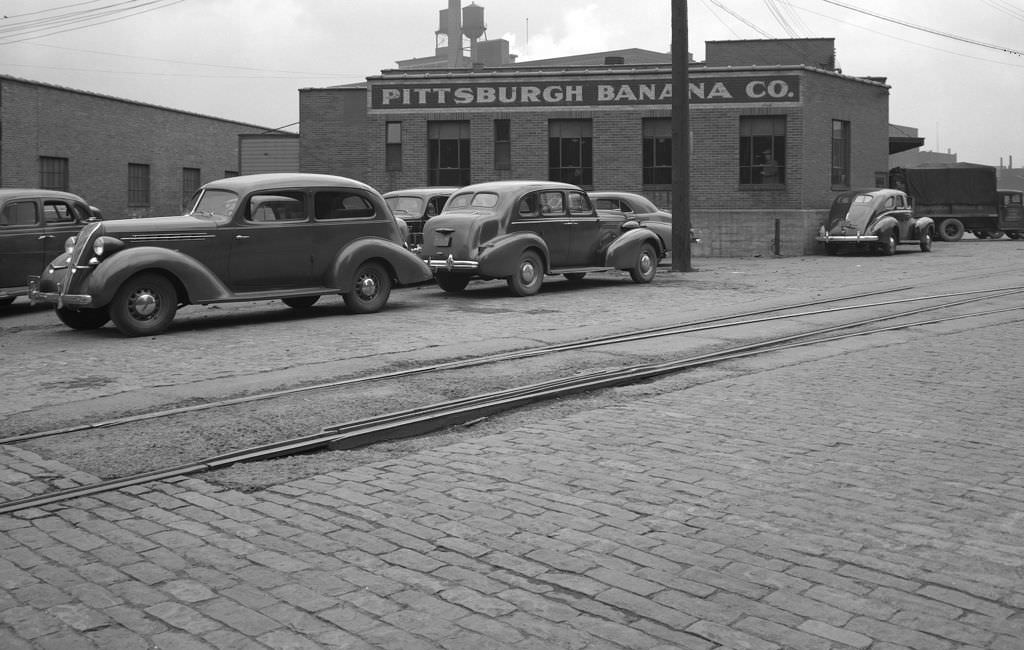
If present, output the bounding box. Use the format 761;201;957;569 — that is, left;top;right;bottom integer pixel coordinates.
0;75;271;219
300;39;902;256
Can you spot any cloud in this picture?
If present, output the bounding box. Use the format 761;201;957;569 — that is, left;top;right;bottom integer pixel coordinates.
503;4;620;61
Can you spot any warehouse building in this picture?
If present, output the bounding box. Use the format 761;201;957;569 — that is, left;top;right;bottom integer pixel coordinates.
0;75;273;218
299;37;904;256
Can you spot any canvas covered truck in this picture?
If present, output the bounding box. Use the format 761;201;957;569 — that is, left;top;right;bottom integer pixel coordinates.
888;163;1021;241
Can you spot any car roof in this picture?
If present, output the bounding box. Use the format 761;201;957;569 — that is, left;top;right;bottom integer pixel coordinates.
383;187;460;197
201;173;377;194
837;188;906;199
0;188;89;203
452;180;583;195
590;191;646;199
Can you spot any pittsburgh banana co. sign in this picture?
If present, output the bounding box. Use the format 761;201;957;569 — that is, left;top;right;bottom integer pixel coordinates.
371;76;799;109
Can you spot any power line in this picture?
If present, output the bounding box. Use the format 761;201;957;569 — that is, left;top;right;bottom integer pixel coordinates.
0;0;188;44
820;0;1024;56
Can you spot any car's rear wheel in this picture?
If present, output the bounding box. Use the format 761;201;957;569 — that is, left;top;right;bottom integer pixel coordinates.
342;261;392;314
563;272;586;282
919;229;933;252
282;296;319;309
939;218;964;242
973;230;988;239
435;271;470;293
109;272;178;337
507;250;543;296
1008;231;1022;240
629;243;658;283
878;231;897;256
988;230;1005;239
56;306;110;330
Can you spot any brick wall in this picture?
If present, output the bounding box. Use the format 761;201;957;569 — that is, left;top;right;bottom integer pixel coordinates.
299;67;889;257
0;78;267;218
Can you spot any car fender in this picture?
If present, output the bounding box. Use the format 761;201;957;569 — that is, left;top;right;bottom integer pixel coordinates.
85;246;229;307
913;215;935;237
605;228;664;268
328;237;433;286
477;232;550;278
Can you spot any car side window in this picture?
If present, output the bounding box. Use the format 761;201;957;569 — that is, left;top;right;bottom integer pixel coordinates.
0;201;38;226
315;191;375;220
518;194;538;216
594;198;618;211
539;191;564;216
247;192;306;222
567;191;592;216
43;201;75;224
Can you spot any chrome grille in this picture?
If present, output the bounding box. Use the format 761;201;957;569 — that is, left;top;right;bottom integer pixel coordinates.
71;222;101;266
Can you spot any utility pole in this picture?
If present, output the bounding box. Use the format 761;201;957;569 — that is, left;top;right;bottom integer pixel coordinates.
671;0;693;272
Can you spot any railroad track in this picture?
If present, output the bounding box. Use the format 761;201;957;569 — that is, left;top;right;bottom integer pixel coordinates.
2;285;1022;515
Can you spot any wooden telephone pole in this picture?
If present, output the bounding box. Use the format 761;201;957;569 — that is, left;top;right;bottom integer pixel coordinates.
671;0;693;272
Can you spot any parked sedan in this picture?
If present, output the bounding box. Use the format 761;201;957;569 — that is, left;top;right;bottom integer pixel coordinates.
29;173;432;336
817;188;934;255
383;187;458;251
420;180;666;296
0;189;101;306
590;191;700;249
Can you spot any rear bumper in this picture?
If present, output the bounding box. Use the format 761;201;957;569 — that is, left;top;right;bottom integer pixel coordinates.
426;255;479;272
816;233;878;244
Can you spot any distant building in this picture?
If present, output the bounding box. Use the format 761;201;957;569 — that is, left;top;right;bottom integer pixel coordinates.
300;36;900;256
0;75;272;218
239;133;300;175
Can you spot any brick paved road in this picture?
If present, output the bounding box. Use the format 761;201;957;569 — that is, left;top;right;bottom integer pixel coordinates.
3;287;1024;648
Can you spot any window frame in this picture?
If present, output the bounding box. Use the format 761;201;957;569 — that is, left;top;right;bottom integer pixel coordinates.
548;119;593;187
642;118;672;186
738;115;786;186
831;119;851;189
39;156;70;191
385;121;403;172
128;163;151;207
494;119;511;170
427;120;471;186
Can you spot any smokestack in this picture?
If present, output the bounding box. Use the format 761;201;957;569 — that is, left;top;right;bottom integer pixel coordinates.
447;0;461;67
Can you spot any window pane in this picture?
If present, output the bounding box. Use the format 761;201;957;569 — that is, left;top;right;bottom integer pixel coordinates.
739;116;786;185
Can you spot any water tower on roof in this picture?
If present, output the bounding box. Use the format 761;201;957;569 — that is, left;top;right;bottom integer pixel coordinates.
425;1;513;69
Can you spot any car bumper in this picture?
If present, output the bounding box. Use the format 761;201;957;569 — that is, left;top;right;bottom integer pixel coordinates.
27;275;94;308
816;233;878;244
426;255;479;272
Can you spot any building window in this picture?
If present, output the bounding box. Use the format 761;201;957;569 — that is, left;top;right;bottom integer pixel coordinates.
427;121;470;186
831;120;851;188
386;121;403;172
494;119;511;170
128;164;150;206
182;167;201;211
39;157;69;191
739;115;785;185
548;119;592;186
642;119;672;185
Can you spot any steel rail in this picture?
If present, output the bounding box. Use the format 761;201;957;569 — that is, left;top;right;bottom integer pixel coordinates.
2;297;1020;515
4;284;1021;445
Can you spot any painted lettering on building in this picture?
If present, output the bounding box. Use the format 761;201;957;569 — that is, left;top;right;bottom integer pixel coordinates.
370;76;800;109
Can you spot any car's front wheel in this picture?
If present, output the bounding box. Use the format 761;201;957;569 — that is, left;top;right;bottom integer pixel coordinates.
56;306;110;330
878;231;897;256
342;261;392;314
109;272;178;337
629;243;658;283
919;229;933;252
435;271;470;293
507;250;543;296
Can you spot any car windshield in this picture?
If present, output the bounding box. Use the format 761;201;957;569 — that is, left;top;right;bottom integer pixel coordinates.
447;192;499;210
189;189;238;223
386;196;424;215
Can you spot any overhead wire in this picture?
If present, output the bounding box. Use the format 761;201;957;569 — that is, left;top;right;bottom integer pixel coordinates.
0;0;188;44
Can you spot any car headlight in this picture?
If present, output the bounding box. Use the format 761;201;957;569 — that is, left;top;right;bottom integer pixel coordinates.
64;235;77;254
91;236;124;260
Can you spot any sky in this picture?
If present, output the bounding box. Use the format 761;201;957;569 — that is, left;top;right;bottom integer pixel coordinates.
0;0;1022;167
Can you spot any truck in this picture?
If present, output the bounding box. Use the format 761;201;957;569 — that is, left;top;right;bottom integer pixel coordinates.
888;163;1023;241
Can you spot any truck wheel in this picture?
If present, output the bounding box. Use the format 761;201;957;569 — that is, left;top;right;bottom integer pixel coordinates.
507;250;543;296
109;273;178;337
56;306;110;330
628;243;658;283
342;261;392;314
939;218;964;242
435;271;470;293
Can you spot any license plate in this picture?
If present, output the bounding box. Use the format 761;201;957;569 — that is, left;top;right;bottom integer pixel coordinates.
434;233;451;247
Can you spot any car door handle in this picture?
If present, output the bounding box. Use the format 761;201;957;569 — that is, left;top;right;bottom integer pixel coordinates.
235;235;250;240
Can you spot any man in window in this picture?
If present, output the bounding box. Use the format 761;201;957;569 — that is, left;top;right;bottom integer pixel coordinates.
760;150;780;183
